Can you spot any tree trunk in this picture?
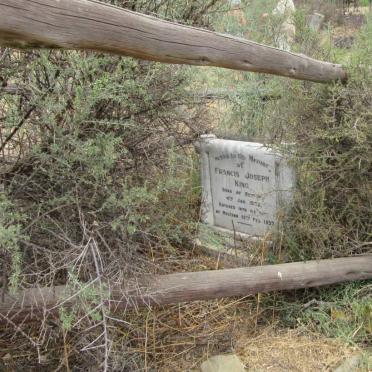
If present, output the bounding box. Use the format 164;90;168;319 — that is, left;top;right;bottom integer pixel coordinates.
0;0;347;83
1;256;371;324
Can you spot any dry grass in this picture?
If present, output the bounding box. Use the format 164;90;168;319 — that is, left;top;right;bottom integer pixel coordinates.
0;299;365;371
143;305;361;372
235;328;359;372
124;298;253;371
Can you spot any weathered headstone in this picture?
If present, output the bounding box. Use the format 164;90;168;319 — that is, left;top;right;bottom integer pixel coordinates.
197;135;295;238
307;12;325;32
229;0;241;7
272;0;296;51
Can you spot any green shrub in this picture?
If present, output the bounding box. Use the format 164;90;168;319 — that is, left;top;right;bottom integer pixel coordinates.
0;193;28;291
207;2;372;352
211;5;372;260
0;1;221;368
273;16;372;260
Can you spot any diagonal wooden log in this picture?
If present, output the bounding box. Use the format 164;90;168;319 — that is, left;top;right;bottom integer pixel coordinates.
1;256;371;324
0;0;346;83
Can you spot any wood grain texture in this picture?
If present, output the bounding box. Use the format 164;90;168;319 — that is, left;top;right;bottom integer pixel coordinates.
1;256;371;323
0;0;347;83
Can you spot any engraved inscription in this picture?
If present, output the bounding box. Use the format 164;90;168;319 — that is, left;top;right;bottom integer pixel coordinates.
210;149;276;235
199;138;295;236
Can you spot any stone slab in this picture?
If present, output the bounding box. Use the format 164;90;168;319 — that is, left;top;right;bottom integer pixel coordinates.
200;354;245;372
307;12;325;32
196;135;295;238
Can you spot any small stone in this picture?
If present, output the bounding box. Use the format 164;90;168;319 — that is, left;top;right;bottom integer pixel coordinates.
333;355;362;372
200;354;245;372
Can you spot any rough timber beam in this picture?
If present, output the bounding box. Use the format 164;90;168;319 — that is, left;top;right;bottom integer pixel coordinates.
1;256;371;324
0;0;347;83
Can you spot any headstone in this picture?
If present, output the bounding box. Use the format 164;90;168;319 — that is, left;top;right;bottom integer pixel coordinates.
272;0;296;51
229;0;241;7
196;135;295;238
307;13;325;32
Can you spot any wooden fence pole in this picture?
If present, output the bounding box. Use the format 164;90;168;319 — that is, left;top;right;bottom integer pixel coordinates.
1;256;371;323
0;0;347;83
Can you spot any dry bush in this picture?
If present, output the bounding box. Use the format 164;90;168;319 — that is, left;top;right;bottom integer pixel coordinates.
0;1;227;370
270;19;372;260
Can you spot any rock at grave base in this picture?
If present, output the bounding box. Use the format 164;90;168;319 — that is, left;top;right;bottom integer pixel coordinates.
333;354;363;372
307;12;325;32
200;354;245;372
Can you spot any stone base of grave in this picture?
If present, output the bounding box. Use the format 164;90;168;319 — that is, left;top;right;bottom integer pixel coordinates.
194;224;271;265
